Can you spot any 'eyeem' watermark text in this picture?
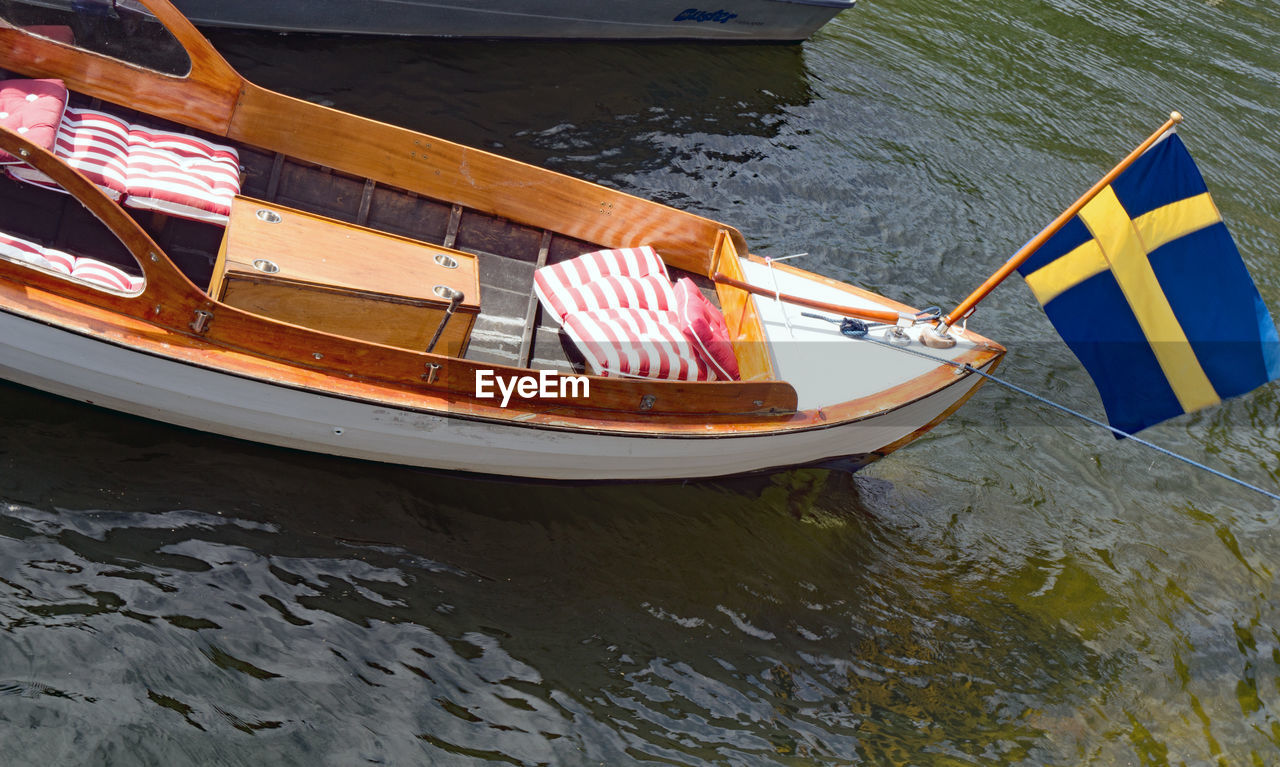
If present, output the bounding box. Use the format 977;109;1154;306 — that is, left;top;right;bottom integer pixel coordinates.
475;369;590;407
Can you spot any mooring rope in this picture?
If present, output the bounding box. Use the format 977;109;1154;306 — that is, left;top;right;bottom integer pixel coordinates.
801;312;1280;503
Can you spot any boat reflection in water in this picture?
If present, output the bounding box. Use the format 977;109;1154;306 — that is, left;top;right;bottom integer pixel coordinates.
205;28;818;181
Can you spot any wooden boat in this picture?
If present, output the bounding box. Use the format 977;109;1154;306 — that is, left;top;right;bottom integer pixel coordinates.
134;0;857;42
0;0;1003;481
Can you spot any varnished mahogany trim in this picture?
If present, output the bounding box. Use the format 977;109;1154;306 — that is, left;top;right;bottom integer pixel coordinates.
0;1;243;135
226;82;746;275
712;231;776;382
0;130;985;436
1;277;1005;440
0;1;750;275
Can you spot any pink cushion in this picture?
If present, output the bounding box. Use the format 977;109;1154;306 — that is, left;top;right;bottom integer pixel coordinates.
0;78;68;164
7;106;130;199
534;245;670;324
561;307;715;382
0;231;52;268
123;127;240;223
552;246;669;281
673;277;739;381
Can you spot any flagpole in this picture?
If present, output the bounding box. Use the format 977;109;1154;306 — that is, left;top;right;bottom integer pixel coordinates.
933;111;1183;337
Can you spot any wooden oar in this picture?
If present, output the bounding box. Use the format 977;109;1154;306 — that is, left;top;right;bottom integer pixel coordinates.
712;272;905;324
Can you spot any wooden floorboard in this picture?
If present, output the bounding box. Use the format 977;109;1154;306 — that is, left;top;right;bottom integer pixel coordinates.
472;250;533;295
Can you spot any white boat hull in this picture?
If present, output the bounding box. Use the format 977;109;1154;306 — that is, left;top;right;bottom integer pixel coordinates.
164;0;856;41
0;309;988;481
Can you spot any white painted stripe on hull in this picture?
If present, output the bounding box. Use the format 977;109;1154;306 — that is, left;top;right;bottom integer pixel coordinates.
0;310;985;480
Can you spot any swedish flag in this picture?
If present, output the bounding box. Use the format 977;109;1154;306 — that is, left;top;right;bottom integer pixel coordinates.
1017;131;1280;434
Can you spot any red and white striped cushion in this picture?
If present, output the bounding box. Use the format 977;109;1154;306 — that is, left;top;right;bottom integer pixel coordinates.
536;273;676;323
48;250;142;291
71;258;142;291
0;78;68;164
561;307;715;382
123;127;240;223
58;107;131;195
41;247;76;275
534;246;671;325
7;102;241;225
0;231;52;268
7;106;130;199
0;230;142;292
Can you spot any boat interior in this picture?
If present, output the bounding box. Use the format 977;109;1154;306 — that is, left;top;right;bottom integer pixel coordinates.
0;76;733;371
0;1;730;378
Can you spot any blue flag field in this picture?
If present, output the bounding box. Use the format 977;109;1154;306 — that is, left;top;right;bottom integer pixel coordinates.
1016;131;1280;434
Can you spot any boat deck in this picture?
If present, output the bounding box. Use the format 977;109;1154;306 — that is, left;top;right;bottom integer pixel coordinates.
0;84;722;374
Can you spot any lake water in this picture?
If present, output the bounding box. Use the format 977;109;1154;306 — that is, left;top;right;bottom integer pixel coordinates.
3;0;1280;763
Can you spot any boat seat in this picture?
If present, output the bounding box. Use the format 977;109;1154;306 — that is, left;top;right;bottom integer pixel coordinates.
561;307;715;381
536;272;676;324
0;78;69;165
122;126;241;224
672;276;739;380
0;230;143;293
533;245;740;381
8;106;130;199
533;245;671;325
5;95;241;225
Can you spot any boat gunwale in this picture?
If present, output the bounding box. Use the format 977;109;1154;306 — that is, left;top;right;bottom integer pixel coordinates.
0;292;1002;440
0;250;1004;435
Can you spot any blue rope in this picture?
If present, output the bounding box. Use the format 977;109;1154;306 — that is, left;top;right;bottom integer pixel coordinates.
849;329;1280;504
802;311;871;338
